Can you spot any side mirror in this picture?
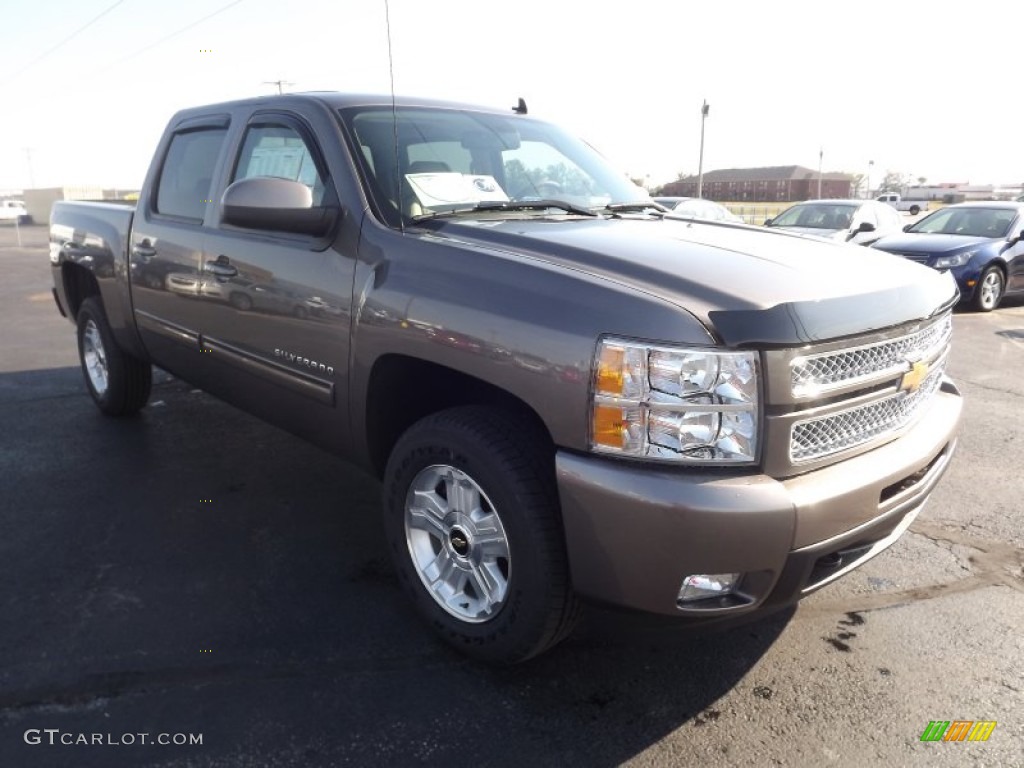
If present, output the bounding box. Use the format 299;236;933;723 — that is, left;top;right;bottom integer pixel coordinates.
1015;229;1024;244
856;221;876;233
764;218;774;226
222;177;338;237
903;223;913;232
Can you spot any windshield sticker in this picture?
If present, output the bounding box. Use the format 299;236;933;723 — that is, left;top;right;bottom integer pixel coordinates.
406;173;509;209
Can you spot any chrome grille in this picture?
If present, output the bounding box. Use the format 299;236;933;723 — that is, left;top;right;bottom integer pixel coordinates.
790;359;945;462
791;314;951;397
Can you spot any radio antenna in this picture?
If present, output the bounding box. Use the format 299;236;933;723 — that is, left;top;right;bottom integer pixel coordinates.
384;0;404;233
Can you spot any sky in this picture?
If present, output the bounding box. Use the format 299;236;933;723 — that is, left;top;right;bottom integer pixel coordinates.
0;0;1021;193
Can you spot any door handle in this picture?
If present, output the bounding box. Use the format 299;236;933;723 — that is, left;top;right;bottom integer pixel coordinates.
204;257;238;278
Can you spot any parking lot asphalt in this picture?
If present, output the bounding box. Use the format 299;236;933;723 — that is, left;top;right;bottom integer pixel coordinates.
1;222;1022;767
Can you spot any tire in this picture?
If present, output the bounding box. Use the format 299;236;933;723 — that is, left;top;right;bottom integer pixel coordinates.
382;406;579;663
972;266;1004;312
76;297;152;416
909;205;921;216
229;292;253;311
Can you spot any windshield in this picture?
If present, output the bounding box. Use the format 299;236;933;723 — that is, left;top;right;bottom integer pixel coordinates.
908;207;1016;238
339;106;646;226
772;203;857;229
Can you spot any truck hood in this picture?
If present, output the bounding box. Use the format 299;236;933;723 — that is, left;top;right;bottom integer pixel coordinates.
423;216;958;347
871;233;996;256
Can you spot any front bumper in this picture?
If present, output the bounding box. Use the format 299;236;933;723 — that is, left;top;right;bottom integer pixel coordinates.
555;378;962;618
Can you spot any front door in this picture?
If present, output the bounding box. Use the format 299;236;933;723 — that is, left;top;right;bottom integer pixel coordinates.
196;114;356;451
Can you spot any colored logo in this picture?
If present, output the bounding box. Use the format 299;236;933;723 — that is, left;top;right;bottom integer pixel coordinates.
920;720;996;742
900;359;931;394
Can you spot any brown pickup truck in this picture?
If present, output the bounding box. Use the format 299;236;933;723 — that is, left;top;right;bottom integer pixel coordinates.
49;92;962;662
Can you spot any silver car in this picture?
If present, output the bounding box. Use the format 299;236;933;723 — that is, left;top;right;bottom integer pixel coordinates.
654;196;744;224
765;199;904;245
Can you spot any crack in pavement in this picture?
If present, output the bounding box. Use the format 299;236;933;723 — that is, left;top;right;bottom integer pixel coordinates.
800;519;1024;618
952;376;1024;399
0;651;462;718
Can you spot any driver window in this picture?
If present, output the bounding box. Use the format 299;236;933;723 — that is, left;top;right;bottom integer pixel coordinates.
234;124;326;205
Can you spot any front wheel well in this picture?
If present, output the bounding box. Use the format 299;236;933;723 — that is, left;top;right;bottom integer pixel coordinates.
364;355;553;478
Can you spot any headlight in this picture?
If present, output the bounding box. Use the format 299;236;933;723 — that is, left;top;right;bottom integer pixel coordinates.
933;251;973;269
591;338;759;464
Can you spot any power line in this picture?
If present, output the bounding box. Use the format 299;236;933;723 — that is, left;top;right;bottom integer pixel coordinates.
106;0;246;68
1;0;126;83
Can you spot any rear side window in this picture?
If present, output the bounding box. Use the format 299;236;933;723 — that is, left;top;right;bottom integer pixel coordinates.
232;124;326;205
154;128;227;220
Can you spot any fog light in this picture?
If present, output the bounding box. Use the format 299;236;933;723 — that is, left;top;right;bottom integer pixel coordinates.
677;573;740;603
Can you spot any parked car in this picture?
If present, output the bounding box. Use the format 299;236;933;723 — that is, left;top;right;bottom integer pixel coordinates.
0;199;31;224
653;196;744;224
765;199;904;245
871;202;1024;311
876;194;928;216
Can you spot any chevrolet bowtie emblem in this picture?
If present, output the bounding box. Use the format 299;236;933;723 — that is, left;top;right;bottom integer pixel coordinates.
900;360;930;393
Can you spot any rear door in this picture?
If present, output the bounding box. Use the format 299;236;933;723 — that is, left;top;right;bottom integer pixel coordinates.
130;117;230;374
196;110;356;449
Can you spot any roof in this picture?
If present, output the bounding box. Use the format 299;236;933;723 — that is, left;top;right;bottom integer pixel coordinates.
174;91;528;119
692;165;854;182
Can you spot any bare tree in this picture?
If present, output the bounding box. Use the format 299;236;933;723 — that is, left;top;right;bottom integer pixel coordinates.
877;171;911;195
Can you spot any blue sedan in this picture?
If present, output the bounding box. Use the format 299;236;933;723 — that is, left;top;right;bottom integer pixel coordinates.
871;202;1024;311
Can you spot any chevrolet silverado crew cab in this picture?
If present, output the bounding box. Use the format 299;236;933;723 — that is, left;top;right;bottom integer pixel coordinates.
49;93;963;663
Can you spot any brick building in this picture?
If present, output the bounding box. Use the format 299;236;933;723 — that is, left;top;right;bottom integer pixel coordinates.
662;165;854;202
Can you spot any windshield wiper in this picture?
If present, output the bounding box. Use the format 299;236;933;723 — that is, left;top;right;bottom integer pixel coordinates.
604;201;669;216
413;199;598;221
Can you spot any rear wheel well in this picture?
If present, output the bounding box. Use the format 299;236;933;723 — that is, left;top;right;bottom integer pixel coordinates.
62;263;101;320
365;355;553;478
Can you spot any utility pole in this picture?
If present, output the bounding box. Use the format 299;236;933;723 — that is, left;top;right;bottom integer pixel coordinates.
867;159;874;199
24;147;36;189
263;79;294;94
817;147;823;198
697;100;709;199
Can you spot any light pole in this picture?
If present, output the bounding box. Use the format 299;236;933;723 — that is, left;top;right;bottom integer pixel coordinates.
817;147;823;198
696;100;709;199
867;160;874;199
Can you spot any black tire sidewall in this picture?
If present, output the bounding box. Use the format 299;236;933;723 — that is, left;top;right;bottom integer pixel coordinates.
77;299;124;411
383;411;567;663
76;297;150;415
974;267;1003;312
230;292;252;311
